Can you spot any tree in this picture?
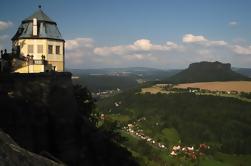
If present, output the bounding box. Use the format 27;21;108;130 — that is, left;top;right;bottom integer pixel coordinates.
73;85;96;123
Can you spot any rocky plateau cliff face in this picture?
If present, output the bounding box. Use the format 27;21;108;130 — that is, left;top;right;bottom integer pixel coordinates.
166;61;249;83
188;61;231;71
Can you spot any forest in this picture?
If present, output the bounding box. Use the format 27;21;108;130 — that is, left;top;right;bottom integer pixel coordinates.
96;90;251;165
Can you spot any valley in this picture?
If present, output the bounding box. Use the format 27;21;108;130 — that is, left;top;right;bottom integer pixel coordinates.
68;62;251;165
96;90;251;165
2;1;251;165
90;62;251;165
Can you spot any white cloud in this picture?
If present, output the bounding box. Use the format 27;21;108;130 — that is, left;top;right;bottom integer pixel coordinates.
208;40;227;46
65;38;94;50
183;34;207;43
229;21;238;26
182;34;227;47
64;34;251;69
0;21;13;31
94;45;129;56
166;41;178;48
125;54;144;60
134;39;152;51
124;53;159;62
65;38;184;68
232;45;251;55
94;39;181;56
65;37;95;68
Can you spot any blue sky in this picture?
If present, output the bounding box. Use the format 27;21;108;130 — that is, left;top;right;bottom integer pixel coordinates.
1;0;251;69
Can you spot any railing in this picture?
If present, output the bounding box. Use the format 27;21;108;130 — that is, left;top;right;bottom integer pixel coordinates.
26;54;48;65
31;59;48;65
0;51;55;72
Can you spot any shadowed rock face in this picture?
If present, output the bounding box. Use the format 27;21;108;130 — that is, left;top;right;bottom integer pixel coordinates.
0;73;79;165
0;72;138;166
0;129;64;166
188;61;231;71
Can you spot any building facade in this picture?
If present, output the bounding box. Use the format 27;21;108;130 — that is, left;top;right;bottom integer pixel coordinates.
11;6;65;73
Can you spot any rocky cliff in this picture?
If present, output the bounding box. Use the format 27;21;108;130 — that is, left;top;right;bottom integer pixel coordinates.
188;61;231;71
166;61;249;83
0;129;64;166
0;72;138;166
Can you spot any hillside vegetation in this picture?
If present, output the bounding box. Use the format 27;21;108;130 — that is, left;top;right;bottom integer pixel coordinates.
72;75;138;92
97;90;251;165
70;68;180;92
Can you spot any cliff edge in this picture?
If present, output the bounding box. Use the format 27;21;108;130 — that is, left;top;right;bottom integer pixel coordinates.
0;72;138;166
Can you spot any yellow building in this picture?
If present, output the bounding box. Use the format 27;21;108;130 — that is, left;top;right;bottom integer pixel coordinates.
11;6;65;73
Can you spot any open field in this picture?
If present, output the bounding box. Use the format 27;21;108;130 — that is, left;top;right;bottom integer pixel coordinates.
141;86;168;94
174;81;251;92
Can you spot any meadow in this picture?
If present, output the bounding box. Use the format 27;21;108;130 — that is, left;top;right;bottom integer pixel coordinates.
174;81;251;93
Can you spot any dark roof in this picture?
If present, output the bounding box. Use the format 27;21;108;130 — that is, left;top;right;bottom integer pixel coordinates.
23;8;54;23
12;7;64;41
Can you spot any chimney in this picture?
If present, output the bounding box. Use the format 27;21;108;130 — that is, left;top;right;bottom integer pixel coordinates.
33;18;38;36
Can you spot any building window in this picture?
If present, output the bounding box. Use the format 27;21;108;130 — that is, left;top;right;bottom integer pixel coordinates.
56;46;60;54
37;45;43;54
48;45;53;54
28;45;33;54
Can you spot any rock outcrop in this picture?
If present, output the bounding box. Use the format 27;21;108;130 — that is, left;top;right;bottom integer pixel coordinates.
0;129;64;166
0;72;138;166
166;61;250;83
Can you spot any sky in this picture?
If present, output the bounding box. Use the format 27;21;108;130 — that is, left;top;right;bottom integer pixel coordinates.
1;0;251;69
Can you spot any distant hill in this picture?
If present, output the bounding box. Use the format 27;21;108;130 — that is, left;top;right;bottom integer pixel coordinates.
69;67;180;80
232;67;251;78
72;75;139;92
166;61;250;83
68;67;181;92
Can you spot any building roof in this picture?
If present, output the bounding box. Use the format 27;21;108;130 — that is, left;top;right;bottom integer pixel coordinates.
12;6;64;41
23;8;54;23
